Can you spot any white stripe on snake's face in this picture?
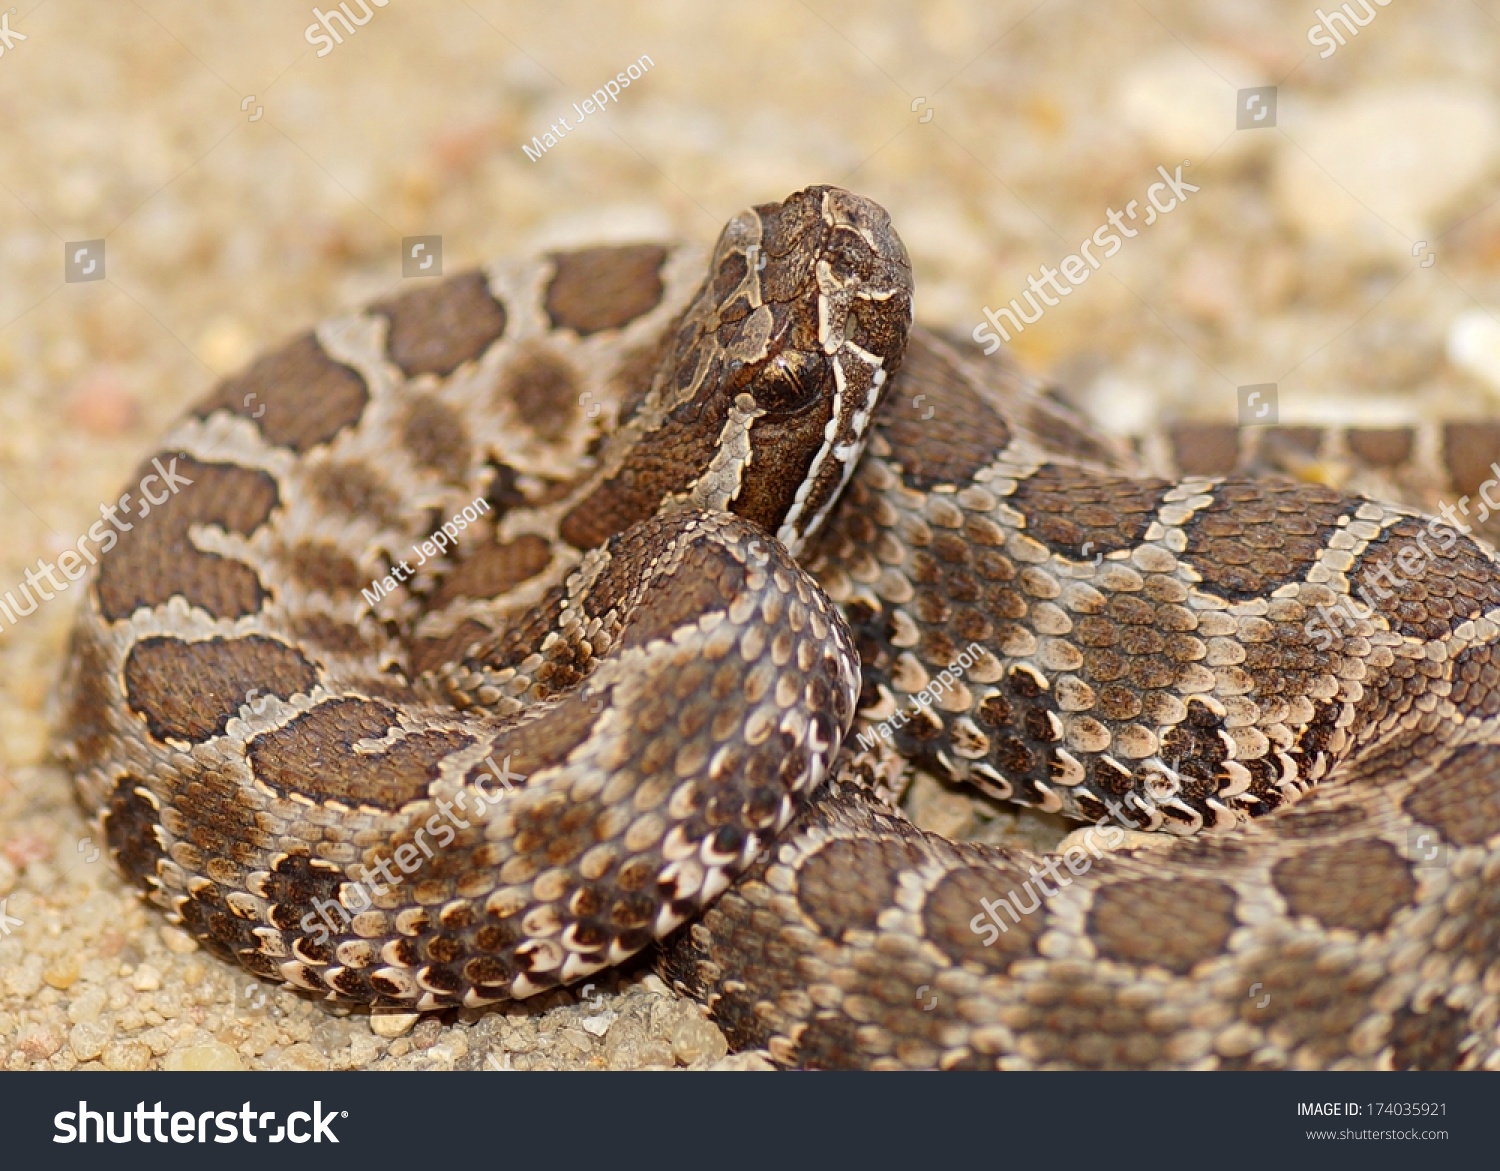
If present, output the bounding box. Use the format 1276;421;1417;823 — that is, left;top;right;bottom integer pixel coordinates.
665;186;913;542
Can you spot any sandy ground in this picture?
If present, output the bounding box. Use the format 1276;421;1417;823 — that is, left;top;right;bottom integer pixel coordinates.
1;0;1499;1071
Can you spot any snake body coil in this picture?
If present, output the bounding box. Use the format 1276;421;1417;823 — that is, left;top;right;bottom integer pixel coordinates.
59;186;1500;1070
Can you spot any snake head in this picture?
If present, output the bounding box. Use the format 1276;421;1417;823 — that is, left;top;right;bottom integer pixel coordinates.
559;186;912;556
697;185;914;552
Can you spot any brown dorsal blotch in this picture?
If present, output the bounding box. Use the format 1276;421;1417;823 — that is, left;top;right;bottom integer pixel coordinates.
544;244;669;336
94;456;280;623
196;333;370;452
374;271;509;378
124;635;320;744
247;698;474;810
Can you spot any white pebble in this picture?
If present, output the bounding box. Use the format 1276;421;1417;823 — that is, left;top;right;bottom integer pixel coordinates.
369;1011;420;1037
579;1012;613;1037
1447;310;1500;395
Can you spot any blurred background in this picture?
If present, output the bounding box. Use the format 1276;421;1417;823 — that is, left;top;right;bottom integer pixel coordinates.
1;0;1498;1070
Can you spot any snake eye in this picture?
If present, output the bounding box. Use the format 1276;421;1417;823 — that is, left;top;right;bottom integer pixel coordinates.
754;351;826;415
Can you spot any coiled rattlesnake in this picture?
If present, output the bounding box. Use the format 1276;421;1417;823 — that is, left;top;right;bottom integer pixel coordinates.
58;185;1500;1069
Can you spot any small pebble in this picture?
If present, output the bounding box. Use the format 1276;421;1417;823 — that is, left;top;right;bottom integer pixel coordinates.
163;1042;244;1071
1084;372;1160;440
160;925;199;954
67;987;107;1025
579;1011;612;1037
43;957;79;990
604;1018;674;1069
558;1027;595;1056
17;1023;63;1061
1172;247;1244;328
411;1017;443;1050
905;771;974;840
311;1017;355;1056
44;335;88;381
431;120;496;173
369;1011;420;1038
671;1014;729;1065
102;1040;153;1072
6;955;44;999
141;1027;176;1057
347;1032;384;1066
69;1021;110;1062
132;963;162;992
275;1042;328;1071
